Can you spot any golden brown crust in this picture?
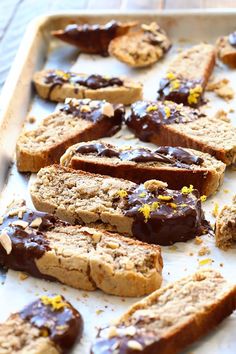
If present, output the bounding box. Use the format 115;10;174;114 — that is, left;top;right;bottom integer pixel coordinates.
33;70;143;105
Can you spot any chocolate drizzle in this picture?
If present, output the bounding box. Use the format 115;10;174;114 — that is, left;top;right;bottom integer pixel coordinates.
114;185;210;245
126;101;204;142
75;142;203;166
60;99;125;127
228;31;236;47
52;20;133;56
45;70;123;99
20;296;83;352
157;78;203;107
0;203;67;279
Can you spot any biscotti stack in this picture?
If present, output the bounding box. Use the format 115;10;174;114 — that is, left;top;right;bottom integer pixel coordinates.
91;269;236;354
60;140;226;196
33;69;143;104
16;98;125;172
215;196;236;250
126;100;236;165
157;43;215;106
0;201;163;296
0;295;83;353
30;165;211;246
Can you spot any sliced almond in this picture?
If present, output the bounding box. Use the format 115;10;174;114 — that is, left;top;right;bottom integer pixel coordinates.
101;102;114;117
127;340;143;351
106;241;120;249
0;230;12;254
12;220;29;229
91;231;102;243
144;179;168;192
30;217;42;228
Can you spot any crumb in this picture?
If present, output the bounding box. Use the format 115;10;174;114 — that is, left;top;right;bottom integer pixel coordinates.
206;78;234;101
168;245;178;251
177;47;183;53
194;236;203;245
18;272;28;280
124;134;135;140
223;189;229;194
27;116;36;124
82;292;89;298
96;309;104;315
76;297;80;301
168;272;170;275
215;109;231;122
212;202;219;217
121;298;126;302
198;246;210;256
229;108;234;113
189;252;194;256
220;263;224;267
198;258;213;266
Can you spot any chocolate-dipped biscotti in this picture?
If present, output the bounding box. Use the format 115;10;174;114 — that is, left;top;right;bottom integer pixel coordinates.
60;140;225;196
91;269;236;354
215;196;236;250
0;294;83;353
157;44;215;106
108;22;171;68
31;165;211;246
52;20;136;56
216;31;236;68
0;202;163;296
16;98;124;172
33;69;143;104
126;100;236;166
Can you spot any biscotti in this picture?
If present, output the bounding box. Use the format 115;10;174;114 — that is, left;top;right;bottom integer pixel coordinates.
157;44;215;106
126;100;236;165
215;196;236;250
30;165;211;246
216;31;236;67
0;294;82;354
108;22;171;67
0;202;163;296
16;98;124;172
91;269;236;354
33;69;143;104
52;20;136;56
60;140;226;196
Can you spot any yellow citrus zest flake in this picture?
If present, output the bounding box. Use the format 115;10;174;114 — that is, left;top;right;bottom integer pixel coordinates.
170;80;180;90
158;195;172;201
166;72;176;80
181;185;194;194
180;203;188;207
198;258;212;266
55;70;70;80
187;85;203;105
117;190;128;198
146;105;157;112
168;202;177;209
151;201;160;211
164;106;171;118
139;192;146;198
200;195;207;202
212;202;219;217
40;295;66;311
138;204;151;223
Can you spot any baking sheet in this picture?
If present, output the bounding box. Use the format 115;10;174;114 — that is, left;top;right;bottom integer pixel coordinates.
0;10;235;353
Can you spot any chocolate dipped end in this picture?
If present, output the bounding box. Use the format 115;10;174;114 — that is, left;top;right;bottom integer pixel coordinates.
52;20;135;56
20;295;83;352
114;184;210;246
0;203;67;280
126;101;203;142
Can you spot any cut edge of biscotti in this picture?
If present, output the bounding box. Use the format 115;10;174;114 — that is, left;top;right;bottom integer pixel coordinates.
91;268;236;354
0;201;163;297
33;69;143;104
16;98;124;172
215;196;236;250
60;140;226;197
0;294;82;353
108;22;171;68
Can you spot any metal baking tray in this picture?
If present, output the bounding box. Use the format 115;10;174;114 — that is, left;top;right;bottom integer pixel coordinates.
0;10;235;353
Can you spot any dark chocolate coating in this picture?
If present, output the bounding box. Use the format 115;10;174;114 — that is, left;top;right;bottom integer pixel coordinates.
113;185;210;245
157;78;203;107
45;71;123;100
20;296;83;352
228;31;236;47
75;142;203;166
0;203;67;279
126;101;204;142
